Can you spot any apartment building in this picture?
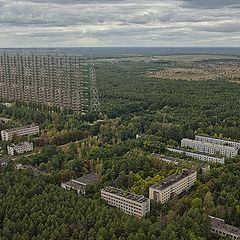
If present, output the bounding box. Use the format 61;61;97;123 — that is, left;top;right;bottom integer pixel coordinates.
195;135;240;150
61;173;98;195
1;125;39;141
7;142;33;156
181;138;238;158
149;169;197;204
166;147;225;164
209;216;240;239
101;186;150;217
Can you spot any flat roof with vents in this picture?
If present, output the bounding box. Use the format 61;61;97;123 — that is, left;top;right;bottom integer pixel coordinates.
2;125;39;133
64;173;98;190
210;216;240;237
152;154;179;164
150;170;195;190
102;186;149;203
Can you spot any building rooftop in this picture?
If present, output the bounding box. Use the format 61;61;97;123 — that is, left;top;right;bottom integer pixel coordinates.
166;147;225;159
152;154;179;164
102;186;149;203
210;216;240;236
65;173;98;189
196;135;240;145
186;150;225;159
9;141;32;148
74;173;98;185
182;138;237;151
150;169;195;190
2;125;39;133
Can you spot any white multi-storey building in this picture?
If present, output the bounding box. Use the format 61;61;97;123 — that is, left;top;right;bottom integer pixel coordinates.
166;147;225;164
181;138;238;158
7;141;33;156
149;169;197;204
101;186;150;218
195;135;240;150
209;216;240;239
1;125;39;141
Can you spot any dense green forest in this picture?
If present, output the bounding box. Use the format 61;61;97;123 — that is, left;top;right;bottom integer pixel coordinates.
97;60;240;139
1;57;240;239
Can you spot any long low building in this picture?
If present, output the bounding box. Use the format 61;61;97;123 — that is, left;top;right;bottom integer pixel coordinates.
209;216;240;239
196;135;240;150
101;186;150;217
7;141;33;156
181;138;238;158
151;154;179;165
149;169;197;204
166;147;225;164
61;173;98;195
1;125;39;141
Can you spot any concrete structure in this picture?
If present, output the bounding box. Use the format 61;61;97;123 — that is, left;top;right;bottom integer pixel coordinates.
209;216;240;239
1;102;12;108
7;141;33;156
196;135;240;150
152;154;178;165
181;138;238;158
61;173;98;195
0;117;11;123
136;133;146;139
15;163;43;176
101;186;150;217
0;54;100;113
1;125;39;141
0;156;9;166
15;163;25;170
149;169;197;204
166;147;225;164
201;165;211;174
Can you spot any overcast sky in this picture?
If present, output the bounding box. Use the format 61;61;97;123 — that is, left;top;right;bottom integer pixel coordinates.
0;0;239;47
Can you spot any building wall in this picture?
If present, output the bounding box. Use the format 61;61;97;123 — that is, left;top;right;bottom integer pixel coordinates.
149;171;197;204
211;227;240;239
195;135;240;150
101;189;150;217
7;146;14;156
1;125;39;141
7;142;33;155
61;182;86;195
209;216;240;239
181;138;238;158
166;148;225;164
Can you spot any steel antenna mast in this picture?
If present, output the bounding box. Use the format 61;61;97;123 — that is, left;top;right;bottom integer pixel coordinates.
89;51;100;112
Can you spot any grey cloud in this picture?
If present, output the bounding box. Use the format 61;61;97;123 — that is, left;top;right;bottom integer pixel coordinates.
3;0;135;5
181;0;240;9
0;0;239;47
195;21;240;33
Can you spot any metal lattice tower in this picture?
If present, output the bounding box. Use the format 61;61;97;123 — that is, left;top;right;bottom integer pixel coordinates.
0;53;92;113
89;53;100;112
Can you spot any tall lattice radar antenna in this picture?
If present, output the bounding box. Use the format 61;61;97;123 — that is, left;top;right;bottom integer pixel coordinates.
89;53;100;112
